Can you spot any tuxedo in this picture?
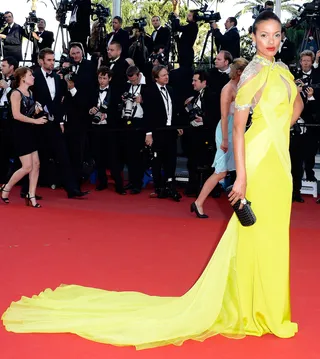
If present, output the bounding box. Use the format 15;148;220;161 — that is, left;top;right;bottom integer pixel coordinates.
27;68;79;195
36;30;54;50
212;26;240;59
151;26;170;53
0;23;26;62
144;83;179;191
275;38;295;65
173;20;198;67
63;59;96;185
293;68;320;181
107;28;130;58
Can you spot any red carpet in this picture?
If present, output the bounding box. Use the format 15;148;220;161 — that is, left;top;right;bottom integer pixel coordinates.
0;187;319;359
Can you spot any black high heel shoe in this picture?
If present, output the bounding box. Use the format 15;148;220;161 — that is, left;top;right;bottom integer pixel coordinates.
25;193;41;208
190;202;208;219
0;184;10;204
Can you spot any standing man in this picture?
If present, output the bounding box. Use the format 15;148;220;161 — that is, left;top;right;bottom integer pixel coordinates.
25;48;89;199
107;17;130;58
32;19;54;51
150;16;170;54
275;27;295;66
0;56;18;185
173;11;198;68
144;65;182;201
0;12;26;62
211;17;240;59
63;44;96;188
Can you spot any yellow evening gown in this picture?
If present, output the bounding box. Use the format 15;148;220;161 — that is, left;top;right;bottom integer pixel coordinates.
1;55;298;349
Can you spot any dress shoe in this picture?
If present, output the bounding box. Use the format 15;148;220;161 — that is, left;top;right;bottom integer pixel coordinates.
67;190;90;199
167;187;182;202
150;188;167;199
316;198;320;204
95;183;108;191
190;202;209;218
130;188;141;195
124;183;133;190
292;194;304;203
306;176;318;182
115;187;126;195
20;192;42;200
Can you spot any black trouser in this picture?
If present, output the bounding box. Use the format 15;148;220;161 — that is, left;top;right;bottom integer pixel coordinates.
106;129;125;190
152;130;177;189
21;122;78;194
65;126;88;187
184;127;215;193
290;133;304;196
0;107;14;184
303;131;319;180
123;126;145;190
90;125;109;186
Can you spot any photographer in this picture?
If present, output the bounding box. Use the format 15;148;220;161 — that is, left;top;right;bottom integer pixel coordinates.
88;66;113;191
107;17;130;58
293;50;320;190
121;65;148;194
172;11;198;68
32;19;54;51
63;44;95;188
0;12;26;63
183;70;215;196
0;56;18;185
211;17;240;59
144;65;182;201
150;16;170;54
128;27;152;72
275;27;295;65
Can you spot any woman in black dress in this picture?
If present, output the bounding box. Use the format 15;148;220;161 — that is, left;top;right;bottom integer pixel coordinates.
0;67;47;207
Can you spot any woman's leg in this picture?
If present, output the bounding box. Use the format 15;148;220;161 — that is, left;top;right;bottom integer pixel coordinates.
28;151;40;205
1;154;33;199
195;171;227;214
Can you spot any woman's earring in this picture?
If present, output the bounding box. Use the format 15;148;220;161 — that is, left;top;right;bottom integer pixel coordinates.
252;42;256;47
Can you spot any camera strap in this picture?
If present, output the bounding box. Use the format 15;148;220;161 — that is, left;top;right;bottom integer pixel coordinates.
160;87;171;122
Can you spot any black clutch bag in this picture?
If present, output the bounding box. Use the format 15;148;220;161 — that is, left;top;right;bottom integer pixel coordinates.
226;186;257;227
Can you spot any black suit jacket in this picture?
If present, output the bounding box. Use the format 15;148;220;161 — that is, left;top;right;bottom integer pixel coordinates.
37;30;54;50
275;38;295;65
108;58;129;102
173;20;198;66
1;23;26;62
144;83;178;133
213;27;240;59
32;68;65;125
107;28;130;58
68;0;91;45
151;26;170;52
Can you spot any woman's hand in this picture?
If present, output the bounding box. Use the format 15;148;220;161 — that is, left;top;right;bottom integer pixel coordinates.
34;116;48;125
228;177;246;209
220;138;228;153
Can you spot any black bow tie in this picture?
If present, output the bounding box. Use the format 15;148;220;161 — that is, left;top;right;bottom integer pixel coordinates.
46;72;54;78
110;60;117;64
99;88;108;94
160;86;166;91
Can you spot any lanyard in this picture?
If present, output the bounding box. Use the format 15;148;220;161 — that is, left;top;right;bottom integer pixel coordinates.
130;84;141;96
160;87;170;119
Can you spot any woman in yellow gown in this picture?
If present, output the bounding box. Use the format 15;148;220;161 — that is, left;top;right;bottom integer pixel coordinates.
2;11;304;350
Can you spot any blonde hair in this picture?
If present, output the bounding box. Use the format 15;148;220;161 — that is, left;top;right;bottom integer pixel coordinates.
230;58;249;80
300;50;315;62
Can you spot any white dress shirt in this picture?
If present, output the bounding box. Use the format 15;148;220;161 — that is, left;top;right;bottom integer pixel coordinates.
0;78;12;107
109;57;120;70
126;73;146;119
156;82;172;126
93;86;109;125
152;26;161;41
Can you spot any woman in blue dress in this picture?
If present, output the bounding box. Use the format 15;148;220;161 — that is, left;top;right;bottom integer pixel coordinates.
191;58;249;218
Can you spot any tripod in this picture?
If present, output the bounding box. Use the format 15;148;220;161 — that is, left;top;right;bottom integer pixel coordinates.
23;23;38;66
199;27;216;68
54;22;70;55
300;20;320;53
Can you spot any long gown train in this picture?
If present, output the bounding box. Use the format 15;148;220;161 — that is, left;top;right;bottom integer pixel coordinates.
2;55;298;349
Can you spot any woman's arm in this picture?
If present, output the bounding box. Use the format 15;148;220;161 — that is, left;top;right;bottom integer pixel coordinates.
11;91;36;124
229;107;250;207
290;92;304;127
220;84;233;152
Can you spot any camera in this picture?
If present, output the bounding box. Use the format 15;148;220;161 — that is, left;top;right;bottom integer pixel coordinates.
91;3;111;24
0;12;6;28
92;104;108;124
149;52;167;65
132;17;147;31
185;102;204;121
25;10;40;26
194;4;221;23
56;0;75;24
58;55;77;81
122;92;136;120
